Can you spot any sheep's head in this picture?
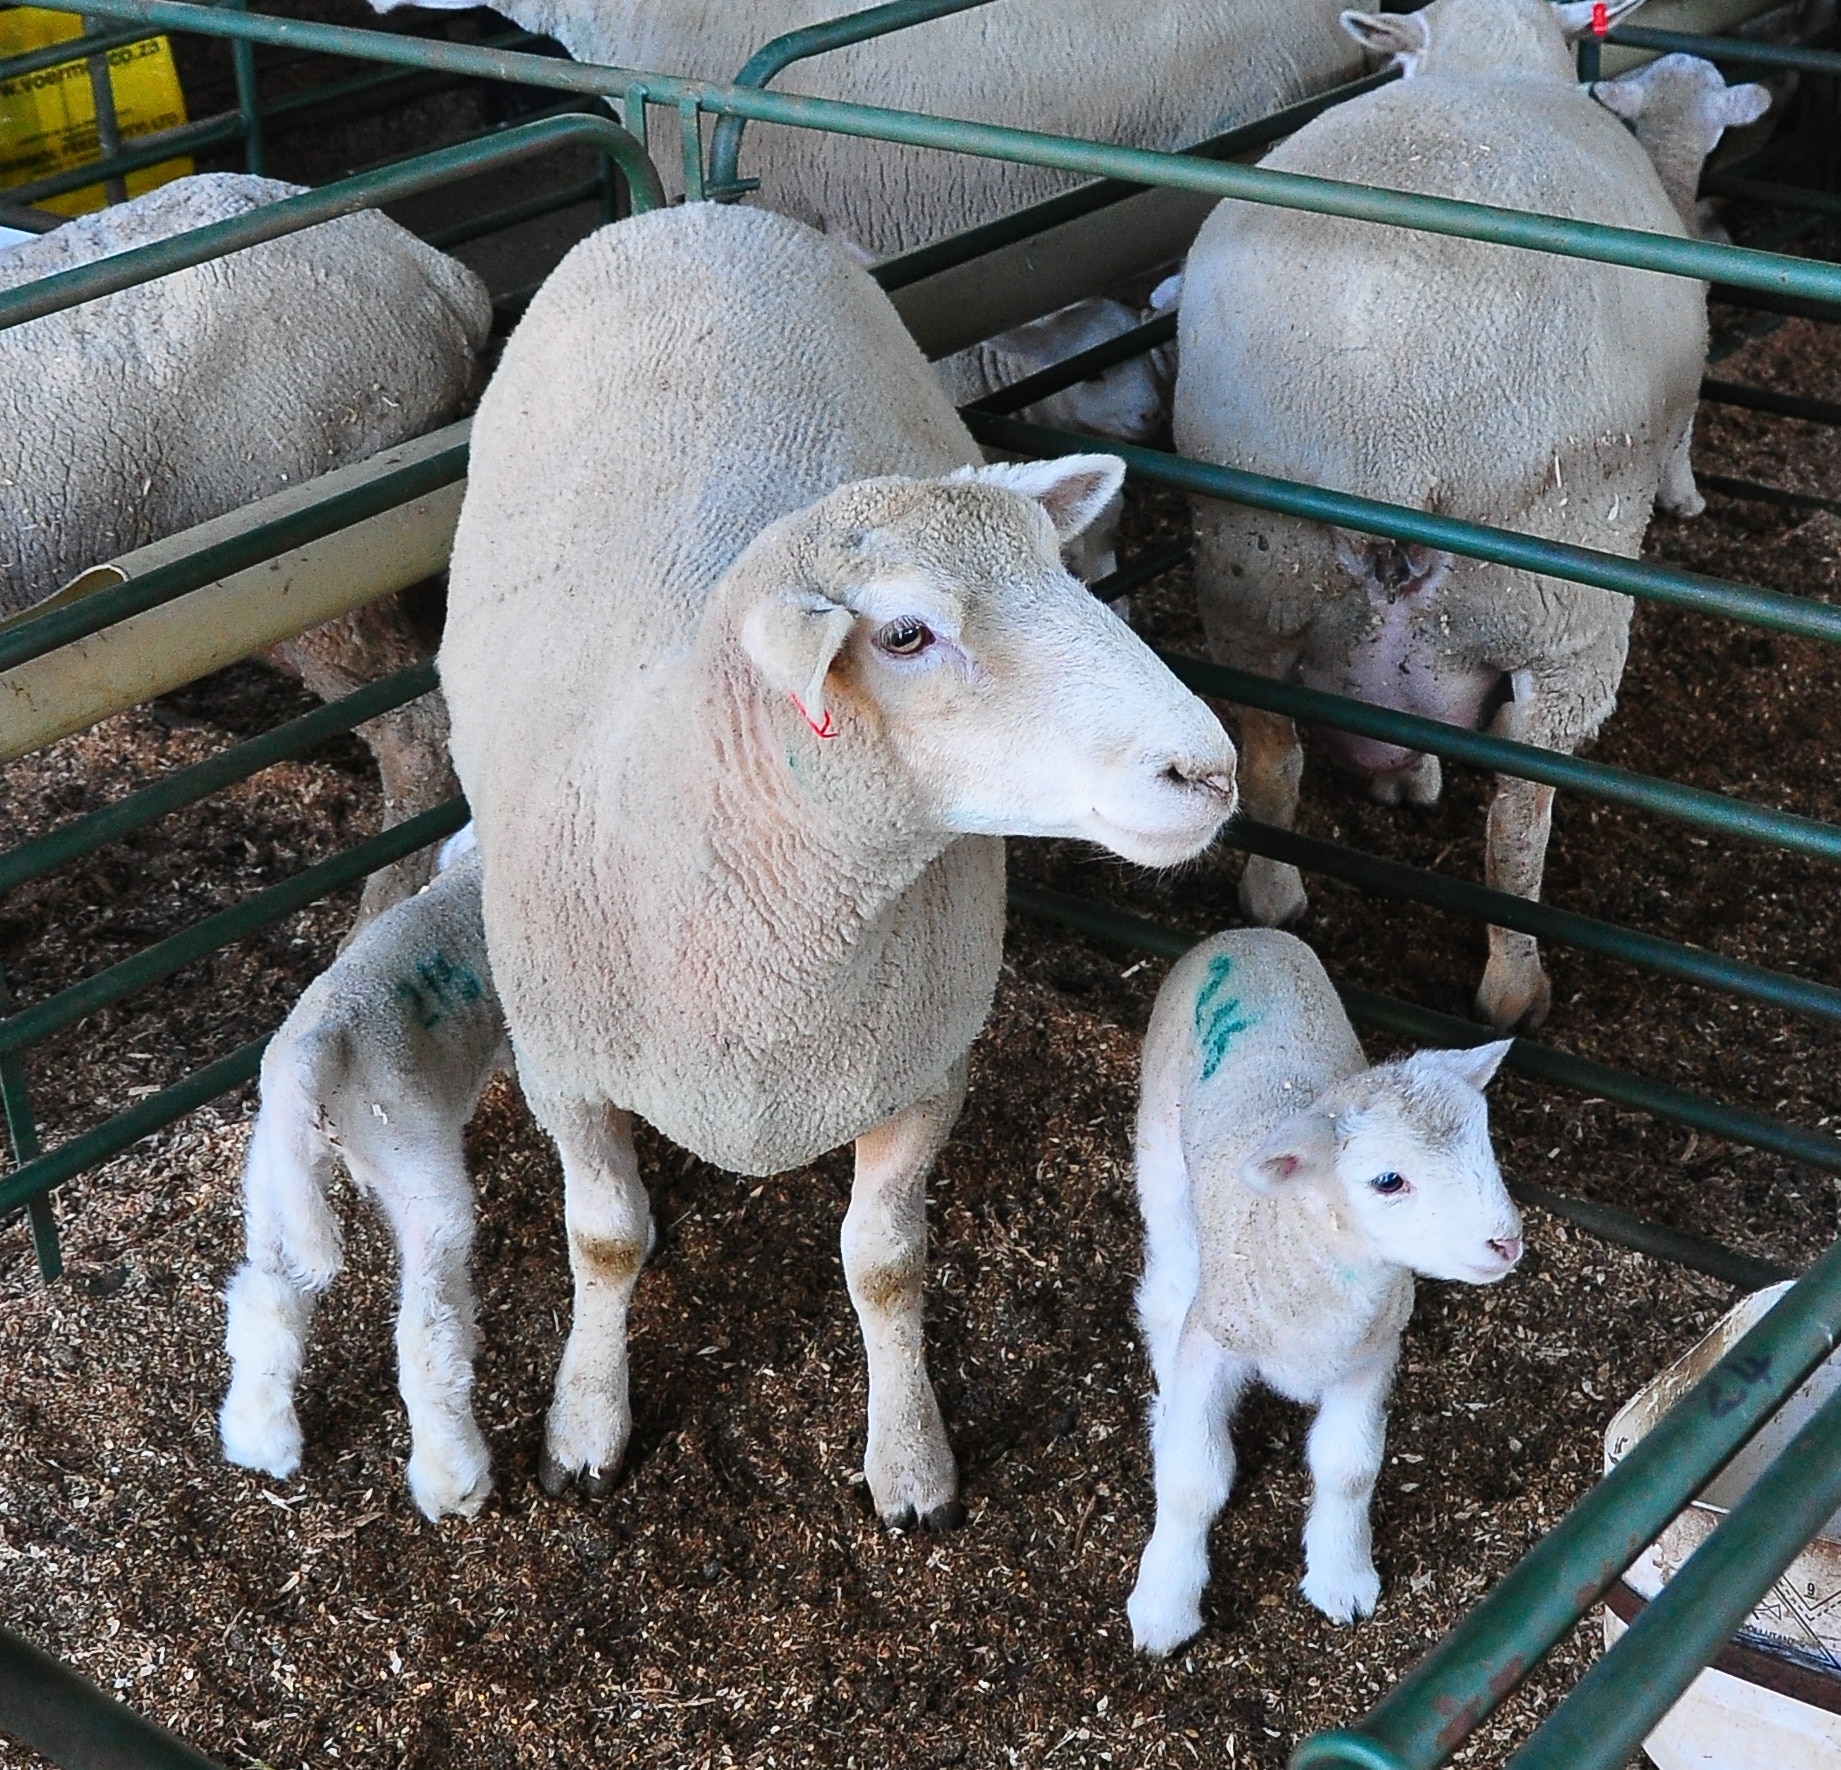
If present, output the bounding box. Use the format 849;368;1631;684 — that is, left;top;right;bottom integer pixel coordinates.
1341;0;1645;83
1238;1041;1524;1284
733;457;1237;867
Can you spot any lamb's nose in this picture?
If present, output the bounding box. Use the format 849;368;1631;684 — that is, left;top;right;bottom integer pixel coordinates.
1489;1235;1524;1268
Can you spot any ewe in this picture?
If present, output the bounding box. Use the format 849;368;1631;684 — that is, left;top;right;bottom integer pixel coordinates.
1126;930;1521;1656
441;203;1238;1527
0;174;492;917
1175;0;1761;1031
220;831;511;1522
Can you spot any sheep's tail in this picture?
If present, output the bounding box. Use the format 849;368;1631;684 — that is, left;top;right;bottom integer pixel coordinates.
1132;1071;1202;1405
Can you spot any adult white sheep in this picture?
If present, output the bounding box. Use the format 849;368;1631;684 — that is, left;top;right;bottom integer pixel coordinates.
1175;0;1764;1031
0;173;493;915
220;830;512;1522
1126;929;1521;1655
441;202;1238;1526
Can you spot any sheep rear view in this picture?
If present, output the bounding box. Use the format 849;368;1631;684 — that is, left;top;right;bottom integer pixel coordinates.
440;202;1238;1529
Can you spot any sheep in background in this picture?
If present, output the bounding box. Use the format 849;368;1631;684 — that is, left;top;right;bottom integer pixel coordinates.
1126;930;1521;1655
219;829;512;1521
441;203;1238;1527
1175;0;1763;1032
0;174;493;920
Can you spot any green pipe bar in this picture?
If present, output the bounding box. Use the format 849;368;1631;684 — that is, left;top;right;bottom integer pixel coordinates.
5;112;247;208
0;20;157;79
706;0;999;199
223;0;262;176
30;0;1841;308
0;1621;226;1770
0;798;468;1066
0;197;59;233
0;435;466;672
1702;376;1841;427
1291;1227;1841;1770
0;109;664;334
1709;279;1841;325
970;412;1841;643
968;312;1177;415
0;663;438;897
1506;1382;1841;1770
0;960;60;1283
1607;20;1841;74
423;172;605;251
82;12;128;206
1699;469;1841;517
1710;170;1841;220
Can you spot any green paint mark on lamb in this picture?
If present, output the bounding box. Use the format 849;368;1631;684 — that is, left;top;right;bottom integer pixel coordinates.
1193;952;1257;1082
395;949;485;1031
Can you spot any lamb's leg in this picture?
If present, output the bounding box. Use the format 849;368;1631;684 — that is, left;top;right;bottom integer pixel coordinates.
534;1095;652;1498
845;1060;968;1533
219;1089;344;1480
1477;772;1557;1031
355;1125;491;1521
1657;415;1706;520
1127;1324;1248;1657
1235;707;1309;927
1300;1353;1393;1623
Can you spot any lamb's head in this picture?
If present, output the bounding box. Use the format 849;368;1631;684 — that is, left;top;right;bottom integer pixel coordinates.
1593;54;1771;234
730;455;1237;866
1239;1041;1523;1284
1341;0;1645;82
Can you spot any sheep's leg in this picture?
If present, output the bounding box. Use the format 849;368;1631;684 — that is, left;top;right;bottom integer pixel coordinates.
1127;1324;1248;1657
845;1060;968;1533
1657;415;1706;520
1299;1354;1393;1623
354;1126;491;1521
219;1092;344;1480
1476;771;1557;1032
535;1096;653;1498
1367;751;1442;808
1235;707;1309;927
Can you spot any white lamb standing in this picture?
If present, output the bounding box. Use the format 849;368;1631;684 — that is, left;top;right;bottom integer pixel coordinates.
0;174;494;918
1126;929;1522;1656
1175;0;1765;1032
440;202;1239;1526
219;829;512;1521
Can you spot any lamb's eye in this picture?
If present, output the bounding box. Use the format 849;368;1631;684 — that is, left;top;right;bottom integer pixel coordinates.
1369;1172;1408;1196
876;617;933;656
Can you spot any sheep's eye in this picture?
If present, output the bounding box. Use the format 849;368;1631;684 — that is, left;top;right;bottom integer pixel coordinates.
1369;1172;1408;1196
876;617;933;657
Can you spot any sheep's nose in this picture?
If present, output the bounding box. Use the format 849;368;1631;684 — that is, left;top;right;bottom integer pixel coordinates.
1166;758;1238;809
1489;1235;1524;1268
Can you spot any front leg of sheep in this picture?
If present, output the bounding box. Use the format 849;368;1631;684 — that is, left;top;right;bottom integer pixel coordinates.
536;1097;653;1498
1235;707;1310;928
1299;1353;1392;1623
843;1062;968;1533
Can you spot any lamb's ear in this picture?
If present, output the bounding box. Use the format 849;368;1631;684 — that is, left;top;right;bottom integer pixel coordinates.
1715;81;1772;129
1429;1039;1516;1091
741;590;858;731
1554;0;1645;43
1591;73;1649;124
1339;9;1430;65
1239;1109;1338;1196
959;455;1127;543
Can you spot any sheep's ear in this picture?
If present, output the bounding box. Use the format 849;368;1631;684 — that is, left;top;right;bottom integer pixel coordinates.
1429;1039;1515;1091
961;455;1127;543
741;590;858;731
1716;82;1772;129
1148;271;1184;315
1339;9;1430;64
1239;1109;1338;1196
1554;0;1645;43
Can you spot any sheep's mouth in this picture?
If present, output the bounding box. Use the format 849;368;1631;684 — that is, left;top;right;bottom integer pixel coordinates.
1081;797;1235;868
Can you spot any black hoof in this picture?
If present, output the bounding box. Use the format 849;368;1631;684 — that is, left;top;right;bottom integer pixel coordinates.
536;1452;572;1498
578;1464;616;1500
921;1498;966;1534
884;1505;918;1533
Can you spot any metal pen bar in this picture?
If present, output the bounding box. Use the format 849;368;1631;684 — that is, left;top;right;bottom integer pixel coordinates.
968;312;1177;414
969;412;1841;643
0;663;439;897
1699;470;1841;517
1702;377;1841;427
28;0;1841;308
0;198;60;234
1508;1381;1841;1770
82;13;128;204
0;800;468;1062
220;0;262;175
0;21;155;78
4;111;244;207
1607;21;1841;75
1709;171;1841;220
0;960;59;1282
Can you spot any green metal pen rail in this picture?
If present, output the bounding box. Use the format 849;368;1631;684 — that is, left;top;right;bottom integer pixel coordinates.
2;3;1840;1765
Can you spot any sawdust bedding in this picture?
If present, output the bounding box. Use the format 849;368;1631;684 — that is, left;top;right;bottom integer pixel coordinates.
2;187;1840;1770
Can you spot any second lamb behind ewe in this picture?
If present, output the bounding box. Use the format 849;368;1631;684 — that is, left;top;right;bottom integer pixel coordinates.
1127;930;1521;1655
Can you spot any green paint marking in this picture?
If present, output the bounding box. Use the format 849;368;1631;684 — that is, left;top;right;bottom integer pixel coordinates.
1193;952;1258;1083
394;948;485;1031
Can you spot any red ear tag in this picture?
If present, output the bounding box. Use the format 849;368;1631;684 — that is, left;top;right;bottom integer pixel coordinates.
790;693;838;740
1592;1;1608;34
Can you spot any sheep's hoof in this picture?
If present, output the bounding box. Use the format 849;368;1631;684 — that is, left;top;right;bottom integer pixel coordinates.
1238;857;1308;928
538;1450;621;1499
1475;964;1552;1033
921;1497;966;1533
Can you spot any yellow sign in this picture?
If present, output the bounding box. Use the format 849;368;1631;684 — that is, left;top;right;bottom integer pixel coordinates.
0;7;192;215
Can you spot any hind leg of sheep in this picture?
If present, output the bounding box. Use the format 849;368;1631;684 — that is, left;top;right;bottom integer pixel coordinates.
1367;752;1442;808
535;1096;652;1498
1128;1324;1249;1657
1235;708;1309;927
1300;1354;1392;1623
1476;774;1557;1032
844;1060;968;1533
356;1126;491;1521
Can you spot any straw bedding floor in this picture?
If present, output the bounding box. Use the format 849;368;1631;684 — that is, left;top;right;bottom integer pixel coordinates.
1;262;1839;1770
